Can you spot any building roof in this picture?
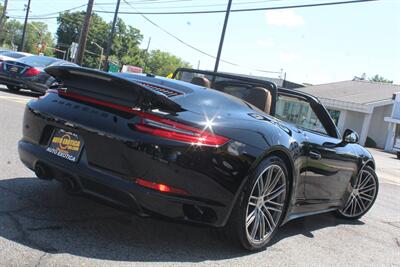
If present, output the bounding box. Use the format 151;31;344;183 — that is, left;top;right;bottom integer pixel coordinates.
296;80;400;105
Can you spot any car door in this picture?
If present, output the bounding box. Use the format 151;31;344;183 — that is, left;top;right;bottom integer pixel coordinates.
275;92;358;206
303;131;358;203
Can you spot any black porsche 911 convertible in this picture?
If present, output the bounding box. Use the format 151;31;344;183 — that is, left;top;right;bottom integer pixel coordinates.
18;66;379;250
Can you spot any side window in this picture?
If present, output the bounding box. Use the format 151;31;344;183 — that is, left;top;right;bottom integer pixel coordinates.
275;94;328;135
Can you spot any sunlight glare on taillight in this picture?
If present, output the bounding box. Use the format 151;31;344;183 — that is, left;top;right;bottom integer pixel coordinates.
135;115;229;147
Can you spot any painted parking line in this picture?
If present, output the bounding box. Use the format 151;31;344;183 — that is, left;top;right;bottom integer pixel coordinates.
0;95;32;104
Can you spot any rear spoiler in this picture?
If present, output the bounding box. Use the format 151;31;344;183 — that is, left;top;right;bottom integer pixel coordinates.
45;66;183;113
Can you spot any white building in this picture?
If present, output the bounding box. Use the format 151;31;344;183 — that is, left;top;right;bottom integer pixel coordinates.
384;93;400;153
297;80;400;149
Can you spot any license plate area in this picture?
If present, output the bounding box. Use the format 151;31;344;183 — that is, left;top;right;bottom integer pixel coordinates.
46;129;83;162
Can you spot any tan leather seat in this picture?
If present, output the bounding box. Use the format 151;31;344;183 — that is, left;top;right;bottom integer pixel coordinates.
243;87;272;114
191;77;211;88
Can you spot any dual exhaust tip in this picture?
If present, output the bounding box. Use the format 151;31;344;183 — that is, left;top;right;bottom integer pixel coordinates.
34;163;53;180
34;162;80;194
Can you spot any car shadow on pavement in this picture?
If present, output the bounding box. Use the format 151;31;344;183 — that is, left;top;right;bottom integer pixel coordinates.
0;177;364;262
0;88;41;97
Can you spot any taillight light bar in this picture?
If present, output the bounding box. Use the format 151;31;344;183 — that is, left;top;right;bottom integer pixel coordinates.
48;90;229;147
135;114;229;146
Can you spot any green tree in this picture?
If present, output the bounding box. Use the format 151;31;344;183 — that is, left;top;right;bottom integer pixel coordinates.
56;12;143;69
145;49;191;76
56;11;109;67
0;19;54;55
0;19;23;50
25;22;54;56
110;18;144;67
369;74;393;84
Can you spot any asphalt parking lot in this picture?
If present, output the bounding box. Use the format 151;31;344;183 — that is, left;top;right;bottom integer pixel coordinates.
0;87;399;267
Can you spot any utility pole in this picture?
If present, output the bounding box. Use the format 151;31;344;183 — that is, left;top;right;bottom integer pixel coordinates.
75;0;94;66
19;0;31;52
213;0;232;73
103;0;121;72
143;37;151;73
0;0;8;35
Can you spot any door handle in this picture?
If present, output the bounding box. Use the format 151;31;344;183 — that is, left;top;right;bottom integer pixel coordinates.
309;150;322;160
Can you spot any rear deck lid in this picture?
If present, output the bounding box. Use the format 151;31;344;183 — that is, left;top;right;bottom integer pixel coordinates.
45;66;183;113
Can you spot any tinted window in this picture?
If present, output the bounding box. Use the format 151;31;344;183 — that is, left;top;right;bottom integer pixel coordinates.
275;94;328;135
19;56;58;67
2;52;27;59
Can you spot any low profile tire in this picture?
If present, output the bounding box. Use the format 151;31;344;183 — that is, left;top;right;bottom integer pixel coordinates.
224;156;289;250
336;166;379;220
7;85;20;92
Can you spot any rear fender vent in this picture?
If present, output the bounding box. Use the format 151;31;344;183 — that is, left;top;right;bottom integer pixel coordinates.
140;82;182;98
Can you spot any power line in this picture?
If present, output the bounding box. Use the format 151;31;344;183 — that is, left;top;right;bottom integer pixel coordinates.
96;0;284;8
121;0;281;73
8;0;380;19
9;4;87;19
93;0;380;15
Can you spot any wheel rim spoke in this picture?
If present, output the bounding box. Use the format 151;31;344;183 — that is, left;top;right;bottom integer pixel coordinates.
259;207;272;232
265;184;286;201
257;174;265;197
265;168;283;195
359;193;373;202
250;210;260;239
359;173;372;189
359;184;375;193
249;196;258;206
246;209;256;227
263;203;282;213
259;209;266;239
245;164;286;244
266;199;283;208
356;196;366;210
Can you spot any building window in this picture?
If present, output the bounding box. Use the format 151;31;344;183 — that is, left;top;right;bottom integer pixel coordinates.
275;95;327;135
327;109;341;125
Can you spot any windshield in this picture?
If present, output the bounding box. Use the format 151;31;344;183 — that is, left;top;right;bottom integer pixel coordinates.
19;56;58;67
173;69;277;114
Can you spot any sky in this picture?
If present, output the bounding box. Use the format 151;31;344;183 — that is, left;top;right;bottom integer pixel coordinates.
5;0;400;85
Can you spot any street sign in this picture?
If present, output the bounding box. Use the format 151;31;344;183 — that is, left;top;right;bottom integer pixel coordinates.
108;62;120;73
70;42;78;60
121;65;142;73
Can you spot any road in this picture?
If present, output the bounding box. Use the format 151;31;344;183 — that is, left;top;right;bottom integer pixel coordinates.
0;87;399;267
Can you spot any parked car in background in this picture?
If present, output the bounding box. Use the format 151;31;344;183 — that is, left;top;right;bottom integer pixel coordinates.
0;51;32;63
0;55;77;93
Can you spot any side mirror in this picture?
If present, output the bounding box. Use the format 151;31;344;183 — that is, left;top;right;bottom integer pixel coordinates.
343;129;359;144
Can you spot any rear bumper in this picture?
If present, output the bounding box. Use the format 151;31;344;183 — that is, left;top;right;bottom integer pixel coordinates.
0;74;47;92
18;140;227;226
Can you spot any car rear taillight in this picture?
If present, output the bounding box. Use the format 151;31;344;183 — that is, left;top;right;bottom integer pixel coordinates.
50;90;230;147
135;113;229;146
23;67;41;77
136;178;188;195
